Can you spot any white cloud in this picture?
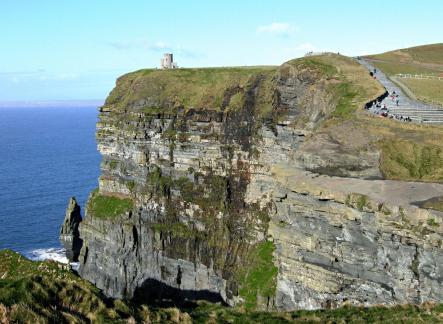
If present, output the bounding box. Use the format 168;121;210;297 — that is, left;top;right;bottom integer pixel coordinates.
106;39;201;59
257;22;297;36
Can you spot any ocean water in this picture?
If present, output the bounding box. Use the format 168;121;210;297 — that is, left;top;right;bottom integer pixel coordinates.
0;106;100;262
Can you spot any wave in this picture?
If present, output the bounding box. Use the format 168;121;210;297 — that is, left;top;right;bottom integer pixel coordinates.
25;247;69;264
25;247;80;271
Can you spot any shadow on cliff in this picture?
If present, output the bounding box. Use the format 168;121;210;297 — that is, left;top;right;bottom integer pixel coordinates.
132;278;228;308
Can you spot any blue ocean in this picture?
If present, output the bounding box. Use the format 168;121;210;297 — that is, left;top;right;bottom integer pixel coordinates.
0;106;100;262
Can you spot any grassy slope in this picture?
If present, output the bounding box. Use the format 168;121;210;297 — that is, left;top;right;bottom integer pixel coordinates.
1;249;443;323
365;43;443;105
297;54;443;182
365;43;443;75
401;78;443;106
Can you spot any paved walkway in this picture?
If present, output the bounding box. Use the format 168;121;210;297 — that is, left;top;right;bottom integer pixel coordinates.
359;59;443;124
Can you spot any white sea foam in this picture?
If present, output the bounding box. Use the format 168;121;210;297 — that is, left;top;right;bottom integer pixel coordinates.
26;247;81;271
25;247;69;264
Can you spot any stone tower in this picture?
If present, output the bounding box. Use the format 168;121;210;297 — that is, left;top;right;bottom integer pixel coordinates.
160;53;177;69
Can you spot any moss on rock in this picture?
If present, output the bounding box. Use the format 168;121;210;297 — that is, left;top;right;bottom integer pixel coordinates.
238;241;278;309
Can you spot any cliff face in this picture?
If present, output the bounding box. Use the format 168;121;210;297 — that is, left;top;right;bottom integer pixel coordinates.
75;55;443;310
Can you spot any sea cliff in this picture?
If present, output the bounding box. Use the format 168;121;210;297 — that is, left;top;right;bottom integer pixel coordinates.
70;54;443;310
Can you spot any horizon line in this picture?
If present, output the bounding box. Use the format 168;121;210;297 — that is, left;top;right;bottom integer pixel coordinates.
0;99;105;108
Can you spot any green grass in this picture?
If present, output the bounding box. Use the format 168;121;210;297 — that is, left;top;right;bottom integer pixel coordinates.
287;57;338;77
380;141;443;181
369;43;443;65
0;250;119;323
151;222;205;239
366;43;443;76
226;91;244;112
370;60;438;76
401;43;443;64
87;190;133;219
104;65;278;115
427;218;440;227
238;241;278;309
401;78;443;106
331;82;358;119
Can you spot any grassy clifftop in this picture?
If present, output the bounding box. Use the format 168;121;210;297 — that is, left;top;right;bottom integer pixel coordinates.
104;65;277;117
1;250;443;323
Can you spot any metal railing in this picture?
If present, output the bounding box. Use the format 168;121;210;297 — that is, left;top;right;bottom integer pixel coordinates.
304;51;336;57
396;73;443;80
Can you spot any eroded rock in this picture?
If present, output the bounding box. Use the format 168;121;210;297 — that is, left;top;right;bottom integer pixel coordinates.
60;197;82;262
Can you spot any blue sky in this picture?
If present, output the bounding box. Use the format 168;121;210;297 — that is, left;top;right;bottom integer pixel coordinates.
0;0;441;101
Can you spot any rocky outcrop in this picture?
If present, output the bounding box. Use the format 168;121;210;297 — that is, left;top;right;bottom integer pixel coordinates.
71;54;443;310
60;197;82;262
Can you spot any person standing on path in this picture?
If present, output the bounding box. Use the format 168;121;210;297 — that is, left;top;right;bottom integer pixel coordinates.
396;98;399;106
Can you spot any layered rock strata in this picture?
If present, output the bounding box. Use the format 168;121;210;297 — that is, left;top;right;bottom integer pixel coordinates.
72;55;443;310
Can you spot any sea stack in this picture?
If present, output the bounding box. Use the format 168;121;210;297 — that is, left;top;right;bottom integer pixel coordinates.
60;197;82;262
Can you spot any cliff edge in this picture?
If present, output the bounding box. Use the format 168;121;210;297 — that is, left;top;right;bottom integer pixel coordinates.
72;54;443;311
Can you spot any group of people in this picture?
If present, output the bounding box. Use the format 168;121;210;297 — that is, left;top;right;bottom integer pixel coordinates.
390;114;412;122
365;90;412;122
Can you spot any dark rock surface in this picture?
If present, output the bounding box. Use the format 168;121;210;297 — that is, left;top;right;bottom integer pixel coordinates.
60;197;82;262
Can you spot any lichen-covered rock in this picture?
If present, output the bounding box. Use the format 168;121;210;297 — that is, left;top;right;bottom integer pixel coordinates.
74;54;443;310
60;197;82;262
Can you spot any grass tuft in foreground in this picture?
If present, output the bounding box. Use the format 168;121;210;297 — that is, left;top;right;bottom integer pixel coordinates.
1;249;443;323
